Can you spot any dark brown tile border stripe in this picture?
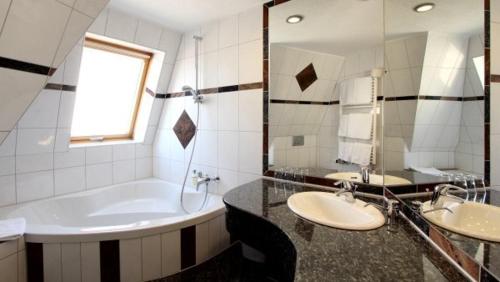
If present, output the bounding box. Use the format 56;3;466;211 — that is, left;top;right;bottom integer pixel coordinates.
26;242;44;282
100;240;120;282
0;56;56;76
491;74;500;83
181;225;196;269
270;96;386;105
270;99;336;105
419;95;463;101
44;83;77;92
156;82;263;99
385;96;418;101
462;96;485;101
385;95;484;102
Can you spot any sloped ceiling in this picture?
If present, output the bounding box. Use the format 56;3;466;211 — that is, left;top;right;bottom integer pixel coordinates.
109;0;267;32
0;0;109;144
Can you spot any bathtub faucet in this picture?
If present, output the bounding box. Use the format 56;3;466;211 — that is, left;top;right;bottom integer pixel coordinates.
192;170;220;191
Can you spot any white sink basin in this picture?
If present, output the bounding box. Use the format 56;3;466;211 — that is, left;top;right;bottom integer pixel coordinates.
421;200;500;242
287;192;385;230
324;172;411;186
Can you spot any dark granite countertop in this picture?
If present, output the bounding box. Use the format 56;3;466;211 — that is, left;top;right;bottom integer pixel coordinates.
270;166;450;188
223;178;466;281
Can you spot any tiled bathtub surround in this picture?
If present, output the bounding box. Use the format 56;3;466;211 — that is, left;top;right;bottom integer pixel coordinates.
153;5;264;195
24;215;229;282
0;0;109;142
0;237;26;282
0;8;182;208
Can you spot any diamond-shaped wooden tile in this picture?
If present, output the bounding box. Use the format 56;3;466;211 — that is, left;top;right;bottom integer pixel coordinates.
173;110;196;149
296;63;318;92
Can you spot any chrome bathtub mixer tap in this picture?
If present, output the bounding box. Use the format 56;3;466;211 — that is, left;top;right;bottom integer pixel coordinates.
192;170;219;191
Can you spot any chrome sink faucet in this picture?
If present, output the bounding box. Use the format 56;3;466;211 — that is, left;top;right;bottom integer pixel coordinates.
334;180;357;203
430;183;467;206
360;165;371;184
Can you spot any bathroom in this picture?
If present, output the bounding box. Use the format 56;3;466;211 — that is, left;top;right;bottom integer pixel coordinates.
0;0;498;281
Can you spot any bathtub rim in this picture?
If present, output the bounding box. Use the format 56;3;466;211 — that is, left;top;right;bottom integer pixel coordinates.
0;178;226;243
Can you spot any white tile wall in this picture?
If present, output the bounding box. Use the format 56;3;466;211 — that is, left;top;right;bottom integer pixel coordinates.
161;231;181;277
0;0;109;142
81;242;100;282
120;238;142;282
0;237;26;282
0;8;181;208
383;31;486;173
270;135;318;168
155;8;264;194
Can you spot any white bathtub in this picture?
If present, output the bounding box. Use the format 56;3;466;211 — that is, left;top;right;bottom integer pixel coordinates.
0;178;225;243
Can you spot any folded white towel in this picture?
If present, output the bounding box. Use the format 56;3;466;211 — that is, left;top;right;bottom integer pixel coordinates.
351;142;373;166
0;218;26;241
347;113;373;140
352;77;373;105
338;140;353;163
339;81;348;105
338;114;349;137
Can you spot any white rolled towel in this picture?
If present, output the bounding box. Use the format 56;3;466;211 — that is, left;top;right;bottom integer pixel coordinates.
0;218;26;241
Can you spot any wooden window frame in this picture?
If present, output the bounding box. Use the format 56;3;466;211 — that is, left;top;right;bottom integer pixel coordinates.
70;36;153;144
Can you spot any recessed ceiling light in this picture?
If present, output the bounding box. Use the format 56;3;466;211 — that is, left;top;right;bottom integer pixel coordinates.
286;15;303;24
414;3;435;13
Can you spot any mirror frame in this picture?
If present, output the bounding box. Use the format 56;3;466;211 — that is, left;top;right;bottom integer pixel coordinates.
261;0;491;193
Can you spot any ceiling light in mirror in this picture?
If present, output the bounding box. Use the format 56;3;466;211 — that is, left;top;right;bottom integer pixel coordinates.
413;3;435;13
286;15;303;24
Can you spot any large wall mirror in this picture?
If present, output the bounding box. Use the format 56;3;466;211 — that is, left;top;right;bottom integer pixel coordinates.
383;0;486;189
383;1;498;280
266;0;386;188
265;0;489;192
265;0;495;276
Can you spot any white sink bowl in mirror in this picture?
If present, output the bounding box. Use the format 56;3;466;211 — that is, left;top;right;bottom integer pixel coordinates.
421;200;500;242
324;172;412;186
287;192;385;230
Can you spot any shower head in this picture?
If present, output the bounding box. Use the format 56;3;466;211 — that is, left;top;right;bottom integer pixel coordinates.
182;85;203;103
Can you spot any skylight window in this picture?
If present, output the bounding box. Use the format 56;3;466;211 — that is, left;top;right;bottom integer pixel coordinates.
71;37;152;142
473;55;485;89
